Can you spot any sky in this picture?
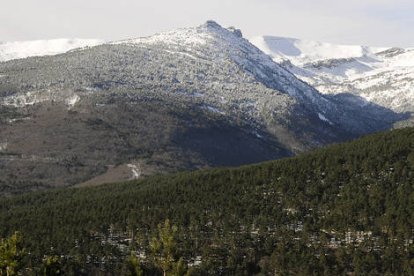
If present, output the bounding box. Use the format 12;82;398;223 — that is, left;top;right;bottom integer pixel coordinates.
1;0;414;47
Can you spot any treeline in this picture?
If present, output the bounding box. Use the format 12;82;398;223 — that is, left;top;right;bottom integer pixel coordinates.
0;127;413;274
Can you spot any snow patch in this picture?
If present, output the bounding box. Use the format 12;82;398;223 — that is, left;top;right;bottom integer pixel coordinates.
65;94;80;108
2;90;82;108
0;142;7;151
318;113;334;125
192;92;204;98
7;117;31;124
127;164;141;179
202;105;225;115
2;91;39;107
253;131;263;139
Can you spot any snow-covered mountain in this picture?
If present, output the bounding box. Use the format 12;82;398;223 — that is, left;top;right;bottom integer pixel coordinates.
0;38;104;62
250;36;386;66
0;21;405;193
251;36;414;115
113;21;335;111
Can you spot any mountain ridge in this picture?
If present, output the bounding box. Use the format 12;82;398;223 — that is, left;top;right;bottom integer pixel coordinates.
0;21;405;193
0;38;104;62
250;35;388;65
251;35;414;119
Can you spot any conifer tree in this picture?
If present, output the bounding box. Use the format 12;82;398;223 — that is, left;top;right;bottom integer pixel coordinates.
0;232;25;276
149;219;188;276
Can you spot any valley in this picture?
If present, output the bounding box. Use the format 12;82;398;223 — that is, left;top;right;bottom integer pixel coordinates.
0;20;413;275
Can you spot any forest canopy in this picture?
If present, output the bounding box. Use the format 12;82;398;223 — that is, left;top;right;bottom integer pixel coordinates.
0;127;413;275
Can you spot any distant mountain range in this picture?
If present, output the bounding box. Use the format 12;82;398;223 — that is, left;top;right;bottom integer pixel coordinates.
0;21;410;193
0;38;104;62
251;36;414;121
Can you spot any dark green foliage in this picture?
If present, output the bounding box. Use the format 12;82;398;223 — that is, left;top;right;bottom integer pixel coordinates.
122;253;143;276
41;255;62;276
0;127;413;274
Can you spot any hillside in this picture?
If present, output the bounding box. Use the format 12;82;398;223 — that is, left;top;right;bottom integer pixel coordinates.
1;21;401;194
0;127;413;274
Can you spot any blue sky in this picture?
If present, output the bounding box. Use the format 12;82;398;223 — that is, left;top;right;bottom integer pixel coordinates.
1;0;413;46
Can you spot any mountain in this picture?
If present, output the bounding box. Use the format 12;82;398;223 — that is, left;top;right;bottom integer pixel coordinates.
1;127;413;274
0;38;104;62
250;36;386;66
0;22;403;194
251;36;414;124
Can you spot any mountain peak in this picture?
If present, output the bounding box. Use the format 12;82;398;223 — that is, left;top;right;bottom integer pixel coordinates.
115;21;245;48
200;21;243;38
203;20;222;29
112;21;333;109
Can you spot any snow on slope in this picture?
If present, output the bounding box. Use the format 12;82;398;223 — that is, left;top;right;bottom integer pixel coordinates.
0;39;104;62
251;36;414;112
1;21;385;135
250;36;386;66
112;21;398;136
114;21;334;111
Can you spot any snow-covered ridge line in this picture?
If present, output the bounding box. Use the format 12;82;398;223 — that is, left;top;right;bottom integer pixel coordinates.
0;38;104;62
112;21;239;47
251;35;414;113
249;36;389;66
113;21;333;108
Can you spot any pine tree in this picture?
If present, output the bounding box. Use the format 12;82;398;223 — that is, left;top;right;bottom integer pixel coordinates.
124;252;143;276
149;219;188;276
0;232;25;276
41;255;62;276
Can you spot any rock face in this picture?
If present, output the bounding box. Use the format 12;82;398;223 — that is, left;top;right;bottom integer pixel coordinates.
0;22;404;194
251;36;414;126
